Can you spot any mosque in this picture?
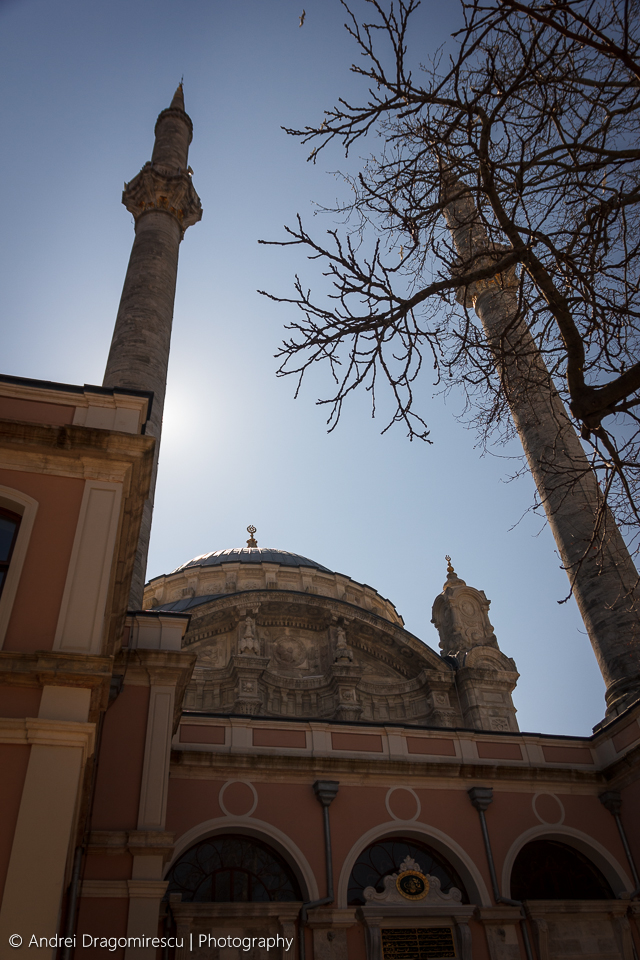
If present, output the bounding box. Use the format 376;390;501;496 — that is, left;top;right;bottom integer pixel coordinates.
0;88;639;960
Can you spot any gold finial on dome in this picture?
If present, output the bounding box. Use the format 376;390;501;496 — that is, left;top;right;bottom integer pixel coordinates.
246;525;258;548
445;555;455;575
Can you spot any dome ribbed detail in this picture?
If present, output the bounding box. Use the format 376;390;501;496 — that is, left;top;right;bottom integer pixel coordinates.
169;547;333;575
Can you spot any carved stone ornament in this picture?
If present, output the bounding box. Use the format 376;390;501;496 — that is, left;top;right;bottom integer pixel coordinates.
334;625;354;663
432;564;499;659
196;644;222;668
238;616;260;656
363;856;462;905
273;636;306;667
123;161;202;233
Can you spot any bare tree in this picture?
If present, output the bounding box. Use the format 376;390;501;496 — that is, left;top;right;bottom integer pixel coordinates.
260;0;640;715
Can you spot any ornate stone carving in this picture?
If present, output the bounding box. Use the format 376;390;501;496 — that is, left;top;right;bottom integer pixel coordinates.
238;616;260;656
432;561;520;732
196;644;223;668
334;625;354;663
123;161;202;234
363;856;462;905
431;563;497;658
273;636;306;667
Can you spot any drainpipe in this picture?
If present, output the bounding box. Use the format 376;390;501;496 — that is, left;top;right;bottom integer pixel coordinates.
298;781;339;960
599;791;640;897
468;788;535;960
59;708;108;960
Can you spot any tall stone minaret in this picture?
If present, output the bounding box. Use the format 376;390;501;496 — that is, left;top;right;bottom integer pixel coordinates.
441;174;640;720
103;86;202;607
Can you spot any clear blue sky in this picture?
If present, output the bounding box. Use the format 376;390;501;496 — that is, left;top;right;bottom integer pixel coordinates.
0;0;610;734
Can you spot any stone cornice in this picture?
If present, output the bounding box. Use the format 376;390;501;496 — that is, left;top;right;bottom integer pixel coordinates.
88;829;175;863
0;651;113;716
600;740;640;790
170;747;603;787
117;647;196;730
123;162;202;233
0;717;95;760
0;419;154;484
0;650;113;685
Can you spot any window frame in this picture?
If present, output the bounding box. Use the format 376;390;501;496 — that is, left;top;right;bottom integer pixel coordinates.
0;486;38;648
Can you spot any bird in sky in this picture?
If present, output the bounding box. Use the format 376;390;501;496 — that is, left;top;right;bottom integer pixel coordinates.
299;10;306;27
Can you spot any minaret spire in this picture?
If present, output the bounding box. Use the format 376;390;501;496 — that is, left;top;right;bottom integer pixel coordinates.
103;88;202;607
441;172;640;719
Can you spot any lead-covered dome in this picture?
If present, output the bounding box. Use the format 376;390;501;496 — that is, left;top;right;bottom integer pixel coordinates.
170;547;333;575
144;538;404;626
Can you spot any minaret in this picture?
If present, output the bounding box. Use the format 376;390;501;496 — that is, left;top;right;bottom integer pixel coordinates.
103;86;202;607
442;176;640;719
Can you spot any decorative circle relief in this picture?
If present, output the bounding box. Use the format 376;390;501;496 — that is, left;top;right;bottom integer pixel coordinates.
385;786;421;822
219;780;258;818
273;637;306;667
532;792;565;826
396;869;430;901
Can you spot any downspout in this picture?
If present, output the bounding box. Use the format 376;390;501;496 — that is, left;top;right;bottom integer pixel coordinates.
59;706;108;960
599;791;640;897
468;788;535;960
298;781;339;960
59;668;126;959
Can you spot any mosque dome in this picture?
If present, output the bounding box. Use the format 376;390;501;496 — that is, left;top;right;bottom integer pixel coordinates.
170;546;333;575
143;527;403;626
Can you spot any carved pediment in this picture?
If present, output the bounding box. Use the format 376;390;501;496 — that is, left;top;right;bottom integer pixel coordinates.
363;856;462;905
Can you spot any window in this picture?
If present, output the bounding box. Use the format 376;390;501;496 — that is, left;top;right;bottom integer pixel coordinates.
164;835;302;903
511;839;615;900
348;837;468;906
0;507;21;601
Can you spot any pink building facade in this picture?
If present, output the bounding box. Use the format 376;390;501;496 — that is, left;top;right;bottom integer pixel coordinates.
0;89;638;960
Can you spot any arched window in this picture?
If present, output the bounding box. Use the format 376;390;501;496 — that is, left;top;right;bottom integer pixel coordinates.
0;507;21;601
348;837;469;905
164;835;302;902
511;839;615;900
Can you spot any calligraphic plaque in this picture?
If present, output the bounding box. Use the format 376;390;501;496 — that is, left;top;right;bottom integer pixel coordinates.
381;927;456;959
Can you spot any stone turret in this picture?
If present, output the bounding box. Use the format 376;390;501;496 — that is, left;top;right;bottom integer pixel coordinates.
441;175;640;720
103;85;202;607
432;559;519;732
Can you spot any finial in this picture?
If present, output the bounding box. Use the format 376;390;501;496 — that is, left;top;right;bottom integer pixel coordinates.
246;525;258;548
445;555;455;575
170;83;185;111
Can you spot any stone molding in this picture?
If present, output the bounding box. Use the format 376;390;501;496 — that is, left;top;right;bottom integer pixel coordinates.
306;907;358;928
0;419;154;483
88;829;175;862
170;901;302;922
170;746;603;787
0;650;113;687
123;162;202;233
81;880;129;898
0;717;95;759
127;879;169;899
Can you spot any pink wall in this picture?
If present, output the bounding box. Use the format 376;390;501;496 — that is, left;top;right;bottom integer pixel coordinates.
0;744;30;902
0;397;74;426
0;686;42;717
91;685;150;831
0;469;84;652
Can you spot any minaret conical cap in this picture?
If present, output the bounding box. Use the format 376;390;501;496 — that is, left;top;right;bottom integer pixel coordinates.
170;83;185;111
